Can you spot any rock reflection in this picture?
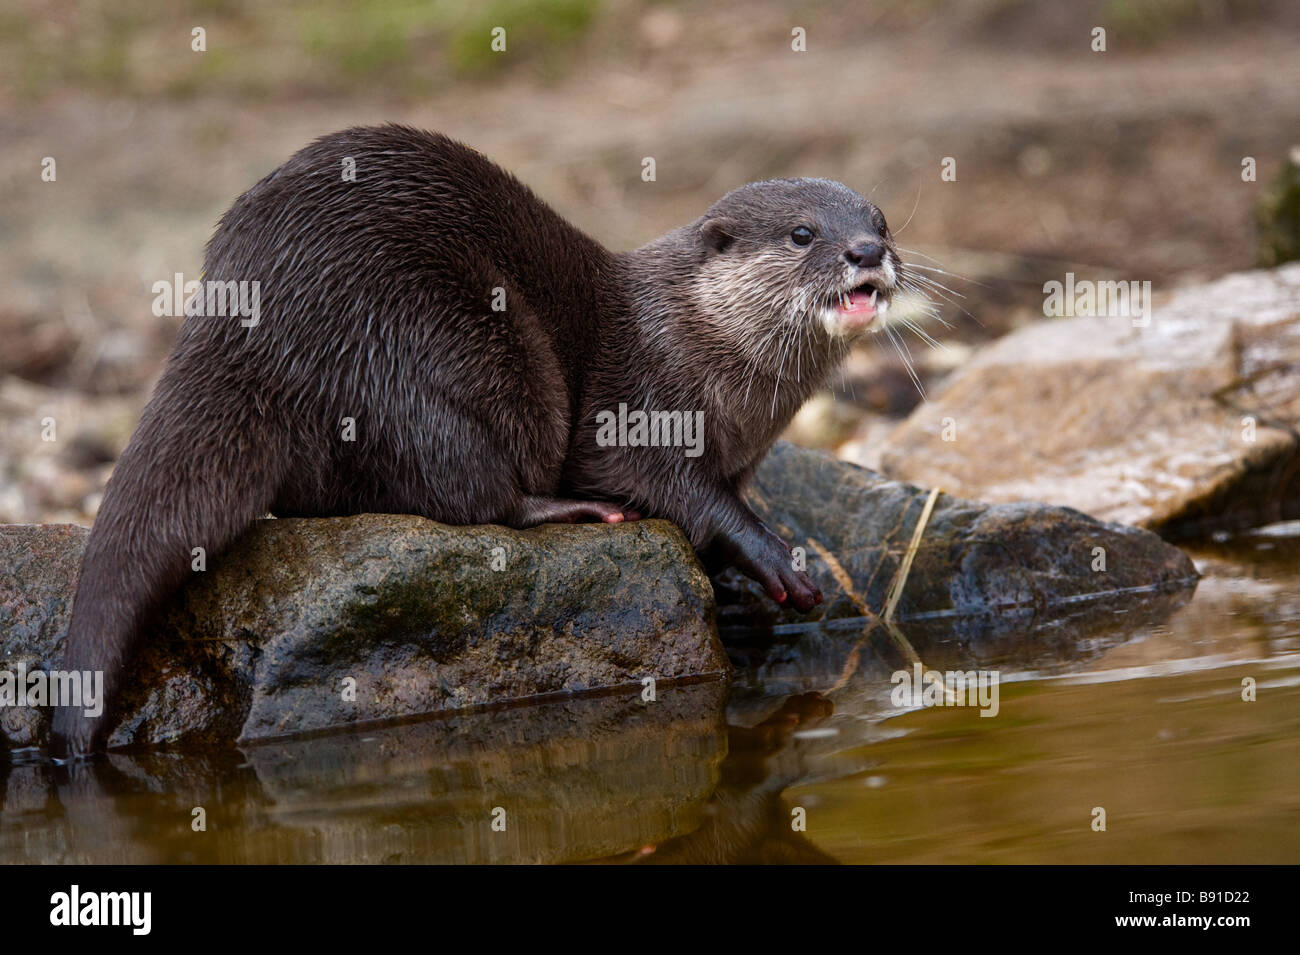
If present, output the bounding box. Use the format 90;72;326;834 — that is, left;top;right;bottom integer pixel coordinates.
1;682;727;864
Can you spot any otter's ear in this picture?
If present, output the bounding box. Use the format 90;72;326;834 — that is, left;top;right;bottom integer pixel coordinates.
699;217;739;254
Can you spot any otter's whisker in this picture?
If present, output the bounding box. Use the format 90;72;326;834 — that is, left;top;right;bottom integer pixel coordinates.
891;183;923;237
900;318;945;351
905;262;980;284
903;271;966;300
898;276;975;328
884;324;927;400
894;245;945;263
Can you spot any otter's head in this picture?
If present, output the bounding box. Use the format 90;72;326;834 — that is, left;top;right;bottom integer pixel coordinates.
691;178;901;342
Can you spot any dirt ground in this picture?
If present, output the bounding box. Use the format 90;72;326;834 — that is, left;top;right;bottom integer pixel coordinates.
2;0;1299;522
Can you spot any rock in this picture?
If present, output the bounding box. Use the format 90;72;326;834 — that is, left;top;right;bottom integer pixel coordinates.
0;523;87;748
714;440;1198;634
0;516;727;751
877;264;1300;535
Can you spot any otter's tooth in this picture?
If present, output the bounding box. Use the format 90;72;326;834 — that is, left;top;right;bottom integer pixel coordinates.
869;289;878;306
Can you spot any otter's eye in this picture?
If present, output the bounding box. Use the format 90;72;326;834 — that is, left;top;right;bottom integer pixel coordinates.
790;226;814;247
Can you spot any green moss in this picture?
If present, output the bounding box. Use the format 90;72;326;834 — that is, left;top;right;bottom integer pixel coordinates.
1257;149;1300;268
299;3;426;80
1104;0;1269;45
1;0;604;102
447;0;600;75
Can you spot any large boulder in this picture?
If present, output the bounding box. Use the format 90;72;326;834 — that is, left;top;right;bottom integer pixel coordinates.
877;264;1300;535
0;516;727;750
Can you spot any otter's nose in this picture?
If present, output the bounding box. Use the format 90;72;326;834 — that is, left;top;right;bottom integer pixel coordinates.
845;242;885;268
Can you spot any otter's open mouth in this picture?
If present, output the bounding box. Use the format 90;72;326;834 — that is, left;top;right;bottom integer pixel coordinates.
831;281;889;330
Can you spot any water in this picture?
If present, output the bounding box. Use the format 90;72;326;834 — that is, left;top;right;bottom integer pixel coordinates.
2;532;1297;864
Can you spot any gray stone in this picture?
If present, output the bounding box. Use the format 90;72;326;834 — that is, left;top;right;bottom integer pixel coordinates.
714;440;1198;633
878;264;1300;535
0;516;727;750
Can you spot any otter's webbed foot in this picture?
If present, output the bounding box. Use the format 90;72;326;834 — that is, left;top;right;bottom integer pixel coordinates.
721;522;823;613
516;495;642;526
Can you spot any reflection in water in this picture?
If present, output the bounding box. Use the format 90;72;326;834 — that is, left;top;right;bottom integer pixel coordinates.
2;534;1297;864
2;686;728;864
601;694;840;865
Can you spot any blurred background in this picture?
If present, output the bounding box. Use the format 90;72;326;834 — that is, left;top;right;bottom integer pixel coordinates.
2;0;1299;523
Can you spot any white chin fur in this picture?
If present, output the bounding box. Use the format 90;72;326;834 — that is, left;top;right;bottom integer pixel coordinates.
818;307;842;337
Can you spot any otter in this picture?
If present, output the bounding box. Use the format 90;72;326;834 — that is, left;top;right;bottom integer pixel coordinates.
51;124;908;757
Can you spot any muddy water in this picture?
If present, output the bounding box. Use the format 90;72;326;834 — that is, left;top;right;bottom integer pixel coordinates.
2;531;1296;865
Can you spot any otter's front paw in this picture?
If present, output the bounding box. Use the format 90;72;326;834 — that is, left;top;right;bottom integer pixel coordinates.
732;530;823;612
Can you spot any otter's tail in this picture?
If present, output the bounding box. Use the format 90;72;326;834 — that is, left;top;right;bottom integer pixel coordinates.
50;399;280;758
